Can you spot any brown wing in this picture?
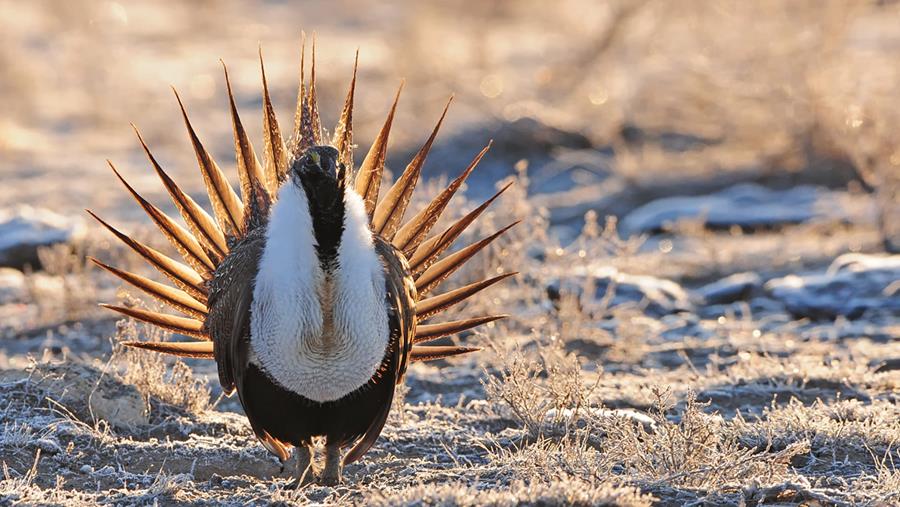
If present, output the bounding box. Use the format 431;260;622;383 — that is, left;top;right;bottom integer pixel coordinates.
342;237;417;464
206;228;265;394
205;226;291;460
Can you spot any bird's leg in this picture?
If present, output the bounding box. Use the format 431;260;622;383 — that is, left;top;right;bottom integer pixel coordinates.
287;443;315;488
320;440;343;485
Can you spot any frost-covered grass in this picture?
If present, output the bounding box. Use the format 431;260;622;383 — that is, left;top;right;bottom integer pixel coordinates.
2;1;900;505
1;186;897;505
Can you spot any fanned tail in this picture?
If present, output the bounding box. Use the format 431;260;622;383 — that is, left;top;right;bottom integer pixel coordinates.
415;222;519;297
371;97;452;240
414;315;507;344
174;88;244;237
333;50;358;173
355;82;402;220
410;345;482;363
87;211;207;302
107;161;215;278
408;183;513;275
133;126;228;262
416;272;516;320
223;61;271;232
100;304;207;340
121;340;214;359
90;258;207;319
259;47;288;192
94;48;515;375
393;143;491;257
308;36;323;146
290;33;325;159
95;56;295;355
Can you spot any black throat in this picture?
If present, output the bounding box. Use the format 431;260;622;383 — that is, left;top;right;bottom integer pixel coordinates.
300;180;345;271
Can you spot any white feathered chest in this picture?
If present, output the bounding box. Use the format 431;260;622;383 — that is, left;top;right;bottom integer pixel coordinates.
249;182;391;403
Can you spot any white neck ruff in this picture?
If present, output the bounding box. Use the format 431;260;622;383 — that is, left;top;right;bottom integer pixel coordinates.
249;183;390;402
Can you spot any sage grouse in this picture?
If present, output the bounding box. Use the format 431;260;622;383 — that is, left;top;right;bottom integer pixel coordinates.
88;43;515;485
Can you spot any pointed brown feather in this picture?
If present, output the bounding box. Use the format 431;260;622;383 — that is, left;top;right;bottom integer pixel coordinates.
100;304;207;339
86;210;208;302
414;315;507;344
415;222;518;296
409;345;482;363
308;35;322;144
133;126;228;260
90;258;207;319
393;142;491;255
174;89;244;237
355;82;402;220
333;50;358;171
372;96;452;239
223;61;269;230
291;32;312;155
415;272;516;320
260;431;291;462
121;340;214;359
107;161;214;277
408;182;513;275
259;47;288;193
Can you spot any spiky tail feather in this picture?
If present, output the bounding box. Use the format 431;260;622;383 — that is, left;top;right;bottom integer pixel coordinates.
94;45;514;365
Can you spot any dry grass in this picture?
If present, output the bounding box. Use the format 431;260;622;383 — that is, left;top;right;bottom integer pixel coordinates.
114;317;212;416
1;0;899;505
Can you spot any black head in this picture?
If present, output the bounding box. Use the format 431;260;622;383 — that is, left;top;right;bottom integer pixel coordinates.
291;145;347;268
291;146;347;209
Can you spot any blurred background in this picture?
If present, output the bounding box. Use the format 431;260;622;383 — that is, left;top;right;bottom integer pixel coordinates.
1;2;899;503
1;0;897;247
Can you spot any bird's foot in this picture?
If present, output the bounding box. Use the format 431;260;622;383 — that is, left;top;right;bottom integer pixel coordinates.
318;471;342;486
320;442;343;486
283;444;315;488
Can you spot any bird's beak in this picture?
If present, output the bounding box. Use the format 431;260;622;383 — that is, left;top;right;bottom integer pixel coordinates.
297;150;336;181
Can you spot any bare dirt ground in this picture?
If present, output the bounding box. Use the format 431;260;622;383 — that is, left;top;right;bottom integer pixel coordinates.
1;1;898;505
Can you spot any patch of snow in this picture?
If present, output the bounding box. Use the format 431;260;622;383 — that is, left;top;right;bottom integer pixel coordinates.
765;253;900;319
544;407;656;430
696;272;763;304
0;206;85;268
621;183;869;234
549;266;692;316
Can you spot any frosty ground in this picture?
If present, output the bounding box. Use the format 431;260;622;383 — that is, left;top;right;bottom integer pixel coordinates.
1;1;900;505
1;167;897;505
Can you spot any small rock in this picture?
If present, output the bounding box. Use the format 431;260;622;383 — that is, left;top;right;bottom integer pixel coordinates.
548;267;692;316
0;205;85;268
34;437;62;455
80;464;94;474
89;389;149;429
7;363;149;430
765;253;900;319
696;272;762;304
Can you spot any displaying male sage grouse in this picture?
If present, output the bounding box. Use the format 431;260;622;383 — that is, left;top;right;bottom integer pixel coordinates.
88;42;515;486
